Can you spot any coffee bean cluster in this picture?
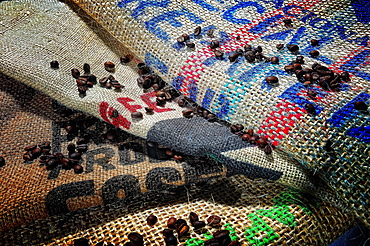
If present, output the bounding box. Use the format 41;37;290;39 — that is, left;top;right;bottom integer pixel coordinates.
99;75;124;90
0;156;5;167
71;63;98;96
176;26;203;49
230;125;273;155
137;63;167;91
180;103;217;122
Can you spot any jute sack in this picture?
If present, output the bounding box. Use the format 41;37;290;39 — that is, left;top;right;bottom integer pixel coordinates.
58;0;370;228
0;175;355;246
0;0;362;234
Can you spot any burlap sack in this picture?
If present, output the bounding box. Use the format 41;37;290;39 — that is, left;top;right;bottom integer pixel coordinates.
0;0;366;239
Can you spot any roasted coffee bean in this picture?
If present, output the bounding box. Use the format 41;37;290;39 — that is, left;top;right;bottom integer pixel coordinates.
230;125;238;133
162;229;174;237
83;63;91;74
310;39;319;46
0;157;5;167
284;65;295;72
222;237;232;246
276;43;284;50
295;70;305;81
74;238;89;246
46;159;58;169
131;112;143;119
61;158;71;168
177;98;186;107
235;124;244;132
235;48;243;54
283;18;293;27
206;113;216;122
110;109;119;118
128;232;144;246
228;53;239;62
174;155;183;162
182;110;194;118
241;134;251;141
76;78;87;86
340;71;350;81
255;52;263;61
69;152;81;160
324;140;333;152
76;138;88;145
95;242;104;246
264;145;272;155
270;56;279;64
207;215;221;226
74;165;84;174
167;217;177;229
23;152;32;161
189;212;199;224
25;144;37;151
192;220;206;229
266;76;279;84
120;56;131;63
177;36;186;43
182;34;190;41
204;239;220;246
293;64;302;71
354;101;368;111
194;26;201;36
228;240;241;246
144;107;154;114
305;104;316;115
31;147;42;157
207;29;214;37
71;69;81;78
104;61;115;72
175;219;187;229
186;42;195;48
177;224;189;237
210;40;220;49
303;73;312;81
165;236;178;246
295;55;304;64
147;214;158;226
244;51;255;62
255;45;263;53
99;77;109;86
307;89;317;99
78;86;87;94
213;230;230;242
156;91;166;98
50;60;59;69
256;137;268;148
39;141;51;149
287;44;299;52
156;97;166;106
309;50;320;57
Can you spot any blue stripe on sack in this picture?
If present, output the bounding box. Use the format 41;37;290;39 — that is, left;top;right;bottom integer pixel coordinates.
346;126;370;143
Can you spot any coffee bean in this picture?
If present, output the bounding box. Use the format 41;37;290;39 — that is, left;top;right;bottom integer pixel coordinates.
192;220;206;229
147;214;158;226
50;60;59;69
194;26;201;36
0;157;5;167
177;224;189;237
324;140;333;152
256;137;268;148
309;50;320;57
284;65;295;72
287;44;299;52
228;53;239;62
76;78;87;86
128;232;144;246
156;97;166;106
244;51;255;62
78;86;87;94
292;63;302;71
69;152;81;160
305;104;316;115
222;237;232;246
61;158;72;169
213;230;230;241
204;239;220;246
31;147;42;158
311;39;319;46
230;125;238;133
255;52;263;61
145;107;154;114
182;34;190;41
354;101;368;111
38;141;51;149
167;217;177;229
71;69;81;78
74;238;89;246
162;229;174;237
175;219;187;230
210;40;220;49
340;71;350;81
23;152;32;161
266;76;278;84
228;240;241;246
255;45;263;53
207;29;214;37
276;43;284;50
104;61;115;72
83;63;91;74
189;212;199;224
110;109;119;118
264;145;272;155
46;159;58;169
295;55;304;64
120;56;131;64
177;98;186;107
270;56;279;64
207;215;221;226
283;19;293;27
73;164;83;173
186;42;195;48
25;144;37;151
164;236;178;246
241;134;251;141
177;36;185;43
182;110;194;118
131;112;143;119
303;73;312;81
99;77;109;86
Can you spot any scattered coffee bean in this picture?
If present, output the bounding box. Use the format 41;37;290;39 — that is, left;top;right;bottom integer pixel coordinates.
210;40;220;49
244;44;252;51
305;104;316;115
309;50;320;57
324;140;333;152
311;39;319;46
186;42;195;48
354;101;368;111
69;152;81;160
255;45;263;53
131;112;143;119
162;229;174;237
74;238;89;246
0;156;5;167
228;241;241;246
50;60;59;69
340;71;350;81
144;107;154;114
104;61;115;72
256;137;268;148
266;76;279;84
164;236;178;246
244;51;255;62
287;44;299;52
128;232;144;246
167;217;177;229
120;56;131;64
284;65;295;72
207;29;214;37
182;109;194;118
177;224;189;237
194;26;201;36
25;144;37;151
295;56;304;64
228;53;239;62
189;212;199;224
83;63;91;74
99;77;109;86
270;56;279;64
204;239;220;246
276;43;284;50
192;220;206;229
213;230;230;241
283;18;293;27
71;69;81;78
78;86;87;94
147;214;158;226
31;147;42;158
264;145;272;155
175;219;187;229
207;215;221;226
